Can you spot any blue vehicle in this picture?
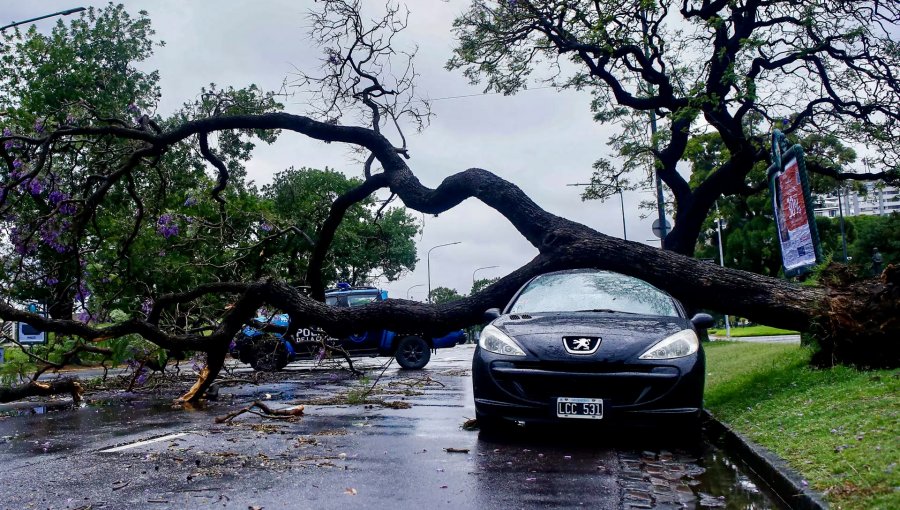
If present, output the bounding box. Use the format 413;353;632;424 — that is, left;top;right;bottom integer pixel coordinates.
231;284;465;371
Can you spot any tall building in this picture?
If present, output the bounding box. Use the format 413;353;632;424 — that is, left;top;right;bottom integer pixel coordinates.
813;183;900;218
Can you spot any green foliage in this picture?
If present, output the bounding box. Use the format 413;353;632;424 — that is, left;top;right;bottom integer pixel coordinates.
0;346;34;385
705;342;900;509
471;277;499;295
846;213;900;268
428;286;463;304
263;167;419;287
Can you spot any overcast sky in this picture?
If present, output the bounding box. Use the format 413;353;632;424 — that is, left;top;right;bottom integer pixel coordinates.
6;1;668;301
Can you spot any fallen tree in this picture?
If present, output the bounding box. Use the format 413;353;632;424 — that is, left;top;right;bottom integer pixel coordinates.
1;2;897;405
2;109;898;399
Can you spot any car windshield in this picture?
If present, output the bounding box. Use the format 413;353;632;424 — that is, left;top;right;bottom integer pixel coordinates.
508;271;679;317
326;292;379;308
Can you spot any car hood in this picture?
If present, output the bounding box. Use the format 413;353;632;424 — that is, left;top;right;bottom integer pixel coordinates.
494;312;692;362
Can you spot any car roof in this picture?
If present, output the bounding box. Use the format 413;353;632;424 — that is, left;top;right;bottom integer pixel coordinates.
325;287;380;296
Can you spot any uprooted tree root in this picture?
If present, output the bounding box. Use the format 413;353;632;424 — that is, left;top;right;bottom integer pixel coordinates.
215;400;305;423
0;379;84;404
811;264;900;369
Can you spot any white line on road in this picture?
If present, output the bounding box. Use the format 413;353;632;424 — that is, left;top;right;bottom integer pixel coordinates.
100;432;191;453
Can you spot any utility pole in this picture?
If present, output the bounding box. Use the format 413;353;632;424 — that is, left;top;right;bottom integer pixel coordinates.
641;10;667;249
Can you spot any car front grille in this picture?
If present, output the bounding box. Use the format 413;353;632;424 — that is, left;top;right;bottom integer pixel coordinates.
489;361;678;407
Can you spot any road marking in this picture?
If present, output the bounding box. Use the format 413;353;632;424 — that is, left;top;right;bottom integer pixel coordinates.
100;432;191;453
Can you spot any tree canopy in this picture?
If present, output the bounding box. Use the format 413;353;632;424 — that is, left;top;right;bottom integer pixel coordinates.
448;0;900;255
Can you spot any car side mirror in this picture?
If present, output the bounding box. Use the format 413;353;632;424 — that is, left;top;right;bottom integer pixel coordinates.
483;308;501;322
691;313;715;330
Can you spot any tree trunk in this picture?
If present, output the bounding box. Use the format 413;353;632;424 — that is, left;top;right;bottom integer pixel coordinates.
0;379;83;404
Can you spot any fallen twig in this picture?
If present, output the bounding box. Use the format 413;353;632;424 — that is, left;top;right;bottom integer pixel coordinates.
215;400;304;423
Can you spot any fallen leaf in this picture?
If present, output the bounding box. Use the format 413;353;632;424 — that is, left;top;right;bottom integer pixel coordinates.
444;447;470;454
344;488;358;496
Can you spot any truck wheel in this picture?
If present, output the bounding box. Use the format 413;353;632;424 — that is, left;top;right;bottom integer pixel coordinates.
249;336;289;372
395;336;430;370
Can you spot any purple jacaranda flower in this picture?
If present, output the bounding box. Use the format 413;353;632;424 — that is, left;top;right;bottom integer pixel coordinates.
59;201;77;215
315;347;327;362
48;190;67;205
260;222;273;232
65;114;76;125
2;128;12;150
228;339;237;352
183;195;198;207
127;103;140;114
34;119;44;133
76;309;91;323
782;118;789;127
141;298;153;315
158;250;166;256
46;277;59;286
135;368;149;385
27;178;42;196
12;159;23;170
2;128;10;137
156;214;179;238
75;283;90;302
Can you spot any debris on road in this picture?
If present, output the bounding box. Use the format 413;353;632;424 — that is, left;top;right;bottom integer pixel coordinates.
214;401;304;423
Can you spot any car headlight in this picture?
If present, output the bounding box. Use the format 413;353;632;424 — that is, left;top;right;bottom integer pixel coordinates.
639;329;699;360
479;324;526;356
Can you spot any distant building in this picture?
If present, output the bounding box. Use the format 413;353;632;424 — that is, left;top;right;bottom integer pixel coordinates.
813;183;900;218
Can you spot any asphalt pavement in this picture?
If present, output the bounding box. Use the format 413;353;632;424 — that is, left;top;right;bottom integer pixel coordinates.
0;344;785;509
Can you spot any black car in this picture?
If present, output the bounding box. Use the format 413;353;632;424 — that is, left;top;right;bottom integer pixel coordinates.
473;269;714;431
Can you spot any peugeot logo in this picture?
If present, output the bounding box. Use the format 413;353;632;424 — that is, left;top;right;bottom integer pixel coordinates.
563;336;601;355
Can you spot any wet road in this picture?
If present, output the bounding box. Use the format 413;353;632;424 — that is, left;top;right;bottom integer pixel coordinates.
0;345;785;509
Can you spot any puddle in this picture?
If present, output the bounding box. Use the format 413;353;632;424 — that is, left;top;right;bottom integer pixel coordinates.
692;442;787;509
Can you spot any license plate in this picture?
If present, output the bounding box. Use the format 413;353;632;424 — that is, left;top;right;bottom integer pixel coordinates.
556;397;603;419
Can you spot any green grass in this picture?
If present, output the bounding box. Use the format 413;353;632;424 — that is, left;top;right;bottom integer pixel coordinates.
708;325;799;337
704;342;899;509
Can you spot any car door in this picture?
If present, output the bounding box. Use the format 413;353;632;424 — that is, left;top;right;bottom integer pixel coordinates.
335;291;384;354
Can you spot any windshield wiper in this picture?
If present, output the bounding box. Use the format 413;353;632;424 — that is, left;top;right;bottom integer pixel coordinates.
575;308;636;314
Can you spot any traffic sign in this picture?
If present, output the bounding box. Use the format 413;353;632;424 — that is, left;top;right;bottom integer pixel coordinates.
651;218;672;238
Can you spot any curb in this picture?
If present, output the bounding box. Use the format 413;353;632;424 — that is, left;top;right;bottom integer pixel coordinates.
703;410;829;510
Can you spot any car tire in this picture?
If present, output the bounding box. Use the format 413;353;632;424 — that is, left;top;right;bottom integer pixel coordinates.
475;410;510;434
395;336;431;369
249;336;289;372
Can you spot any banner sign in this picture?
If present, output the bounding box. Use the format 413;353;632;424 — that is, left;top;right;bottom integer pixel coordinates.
767;130;822;276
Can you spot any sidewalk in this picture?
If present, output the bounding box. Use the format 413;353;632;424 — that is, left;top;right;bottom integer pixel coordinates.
709;334;801;344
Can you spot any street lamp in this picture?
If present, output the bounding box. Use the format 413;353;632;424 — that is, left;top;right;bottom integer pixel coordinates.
406;283;424;300
472;265;499;287
1;7;86;31
567;182;627;240
427;241;461;303
714;201;731;339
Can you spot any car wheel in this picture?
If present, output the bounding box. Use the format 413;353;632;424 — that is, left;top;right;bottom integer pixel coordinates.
475;410;511;434
249;336;289;372
395;336;431;369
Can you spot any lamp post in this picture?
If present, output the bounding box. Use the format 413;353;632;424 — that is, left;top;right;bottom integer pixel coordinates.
640;9;666;249
472;265;499;288
406;283;424;300
1;7;86;31
715;201;731;338
427;241;461;303
566;183;627;240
